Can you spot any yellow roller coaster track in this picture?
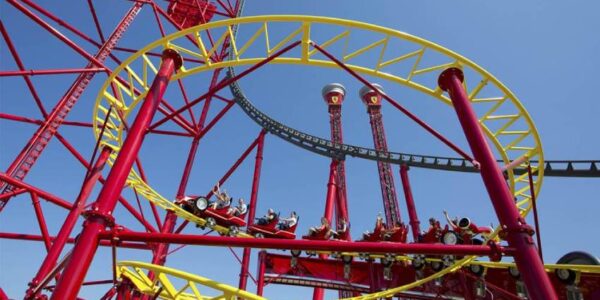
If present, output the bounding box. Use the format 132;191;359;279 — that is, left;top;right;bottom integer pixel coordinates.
94;15;545;299
117;260;266;300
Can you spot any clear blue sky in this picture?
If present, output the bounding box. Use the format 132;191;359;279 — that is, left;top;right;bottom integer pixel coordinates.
1;1;599;299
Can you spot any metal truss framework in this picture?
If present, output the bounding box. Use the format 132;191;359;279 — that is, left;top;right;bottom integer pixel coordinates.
0;4;598;300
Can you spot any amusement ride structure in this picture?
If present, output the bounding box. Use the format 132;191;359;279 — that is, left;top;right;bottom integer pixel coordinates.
1;1;599;299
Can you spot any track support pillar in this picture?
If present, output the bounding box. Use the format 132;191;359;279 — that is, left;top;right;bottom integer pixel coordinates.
400;164;421;242
26;147;113;299
438;67;557;300
50;49;182;300
239;130;266;291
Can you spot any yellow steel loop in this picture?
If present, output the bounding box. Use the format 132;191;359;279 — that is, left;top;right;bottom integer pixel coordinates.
94;16;546;298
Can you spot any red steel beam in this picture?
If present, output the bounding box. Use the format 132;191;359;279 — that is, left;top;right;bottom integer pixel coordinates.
400;165;421;241
0;20;47;117
149;40;302;130
50;49;182;300
322;84;350;229
310;43;476;164
239;130;266;291
100;231;515;256
26;147;112;299
0;68;107;77
360;84;402;225
0;232;149;250
437;67;557;300
0;1;143;211
51;132;158;233
0;173;72;209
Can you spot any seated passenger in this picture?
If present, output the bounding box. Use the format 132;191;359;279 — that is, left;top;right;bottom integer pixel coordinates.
256;208;276;225
333;219;348;239
384;221;408;242
211;182;231;209
307;217;331;238
278;211;298;230
443;210;459;231
363;213;386;240
227;198;247;217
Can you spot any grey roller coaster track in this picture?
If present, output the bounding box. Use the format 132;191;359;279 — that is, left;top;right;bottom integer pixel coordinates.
226;8;599;178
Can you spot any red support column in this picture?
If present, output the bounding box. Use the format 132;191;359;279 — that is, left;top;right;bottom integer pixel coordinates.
312;161;338;300
400;165;421;241
322;83;350;234
437;67;557;300
239;130;266;291
50;49;182;300
26;147;112;298
256;250;267;296
360;84;402;226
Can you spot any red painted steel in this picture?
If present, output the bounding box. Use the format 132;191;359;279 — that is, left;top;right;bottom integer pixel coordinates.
400;165;421;241
528;164;544;262
360;84;402;226
50;49;182;300
0;2;143;211
0;232;149;250
99;231;514;256
438;67;557;300
311;43;476;164
239;130;266;291
26;147;113;298
257;251;267;296
322;84;350;233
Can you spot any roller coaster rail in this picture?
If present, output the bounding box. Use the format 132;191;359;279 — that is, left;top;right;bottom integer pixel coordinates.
228;71;600;178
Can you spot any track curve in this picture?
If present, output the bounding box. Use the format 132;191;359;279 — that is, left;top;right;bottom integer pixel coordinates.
227;69;600;177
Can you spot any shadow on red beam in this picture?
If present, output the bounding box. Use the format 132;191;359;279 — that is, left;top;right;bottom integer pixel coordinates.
0;232;150;250
98;231;513;256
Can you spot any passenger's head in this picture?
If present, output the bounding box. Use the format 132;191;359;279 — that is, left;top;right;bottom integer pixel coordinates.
239;198;244;204
268;208;274;214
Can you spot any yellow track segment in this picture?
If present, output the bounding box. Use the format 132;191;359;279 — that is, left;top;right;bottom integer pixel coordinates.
93;16;544;298
468;260;600;274
117;261;266;300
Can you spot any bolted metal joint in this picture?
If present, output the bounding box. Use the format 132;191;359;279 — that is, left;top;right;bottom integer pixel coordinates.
162;48;184;70
82;209;116;228
437;67;464;92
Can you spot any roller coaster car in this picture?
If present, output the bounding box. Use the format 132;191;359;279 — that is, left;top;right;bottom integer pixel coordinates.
302;227;331;241
360;223;387;242
247;214;297;239
181;196;246;228
383;224;409;243
418;220;445;243
441;218;488;245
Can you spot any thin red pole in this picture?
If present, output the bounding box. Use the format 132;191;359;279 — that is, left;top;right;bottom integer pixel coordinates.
256;251;267;296
0;20;47;117
311;43;476;164
400;165;421;241
0;68;107;77
150;41;301;130
438;67;556;300
30;193;52;251
103;232;515;256
0;173;72;209
26;147;112;298
0;232;149;250
239;130;266;291
7;0;107;69
50;132;158;233
527;164;543;262
323;161;339;223
50;49;182;300
174;132;263;234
